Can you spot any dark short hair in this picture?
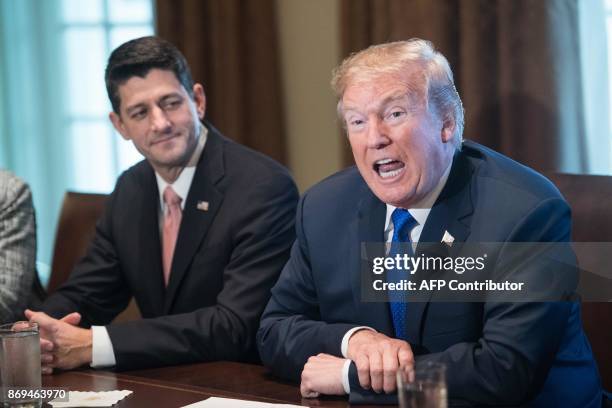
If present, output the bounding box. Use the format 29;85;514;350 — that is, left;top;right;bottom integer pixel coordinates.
105;36;195;113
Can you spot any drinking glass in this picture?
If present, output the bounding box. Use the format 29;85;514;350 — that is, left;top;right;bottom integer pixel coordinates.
397;361;447;408
0;322;42;408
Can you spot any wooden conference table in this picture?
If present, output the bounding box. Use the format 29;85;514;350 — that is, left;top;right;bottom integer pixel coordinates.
42;361;369;407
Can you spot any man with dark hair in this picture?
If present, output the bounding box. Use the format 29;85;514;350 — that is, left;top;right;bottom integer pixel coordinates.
104;36;195;114
26;36;298;372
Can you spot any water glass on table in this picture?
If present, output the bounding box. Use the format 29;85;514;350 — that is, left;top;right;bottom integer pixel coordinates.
397;361;447;408
0;322;42;408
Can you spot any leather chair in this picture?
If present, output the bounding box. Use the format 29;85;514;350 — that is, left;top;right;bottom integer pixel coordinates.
48;191;140;322
48;192;108;294
546;173;612;391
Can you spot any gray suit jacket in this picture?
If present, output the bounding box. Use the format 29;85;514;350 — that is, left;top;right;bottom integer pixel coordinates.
0;170;37;323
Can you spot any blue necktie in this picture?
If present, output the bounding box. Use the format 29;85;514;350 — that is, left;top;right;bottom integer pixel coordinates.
388;208;418;341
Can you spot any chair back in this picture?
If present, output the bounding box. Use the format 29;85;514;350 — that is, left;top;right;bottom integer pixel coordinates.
48;192;108;294
546;173;612;391
48;191;140;322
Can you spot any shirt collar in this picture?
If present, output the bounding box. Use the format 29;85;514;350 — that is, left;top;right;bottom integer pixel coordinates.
384;160;453;233
156;126;208;211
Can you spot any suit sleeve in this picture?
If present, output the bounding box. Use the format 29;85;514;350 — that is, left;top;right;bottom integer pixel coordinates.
348;197;577;406
0;175;36;323
105;172;299;370
42;175;132;326
257;193;360;382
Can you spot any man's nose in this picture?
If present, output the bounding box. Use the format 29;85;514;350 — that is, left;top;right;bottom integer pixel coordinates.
150;106;171;132
366;118;391;149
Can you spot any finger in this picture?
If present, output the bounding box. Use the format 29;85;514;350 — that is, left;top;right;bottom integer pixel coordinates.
301;387;319;399
408;366;415;383
369;351;383;393
355;354;371;390
28;312;60;340
300;377;319;399
398;347;414;368
60;312;82;326
41;353;54;364
42;366;53;375
382;348;399;393
42;362;55;370
26;310;56;328
40;338;54;352
25;309;44;321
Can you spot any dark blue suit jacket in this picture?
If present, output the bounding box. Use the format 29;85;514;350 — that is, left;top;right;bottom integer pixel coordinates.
44;124;299;369
257;141;602;407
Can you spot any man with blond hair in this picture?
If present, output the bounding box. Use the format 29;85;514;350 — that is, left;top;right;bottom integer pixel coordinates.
257;39;602;406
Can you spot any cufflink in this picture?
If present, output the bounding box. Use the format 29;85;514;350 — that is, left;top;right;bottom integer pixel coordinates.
197;201;209;211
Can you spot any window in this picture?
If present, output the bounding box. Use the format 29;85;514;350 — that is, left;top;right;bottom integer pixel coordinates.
579;0;612;174
607;0;612;166
61;0;154;192
0;0;155;275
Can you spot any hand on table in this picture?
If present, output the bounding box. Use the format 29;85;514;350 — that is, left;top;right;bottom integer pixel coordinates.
300;353;346;398
346;329;414;393
24;309;92;374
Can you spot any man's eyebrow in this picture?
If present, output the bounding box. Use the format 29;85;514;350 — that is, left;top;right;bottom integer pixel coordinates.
125;103;146;115
159;92;183;102
342;106;361;115
125;92;184;114
342;92;409;115
379;92;410;107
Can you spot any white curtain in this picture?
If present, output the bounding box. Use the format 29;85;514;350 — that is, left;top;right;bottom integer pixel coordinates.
579;0;611;174
0;0;70;277
0;0;153;282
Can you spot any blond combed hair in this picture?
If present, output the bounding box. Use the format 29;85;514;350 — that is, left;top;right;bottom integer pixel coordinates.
331;39;464;146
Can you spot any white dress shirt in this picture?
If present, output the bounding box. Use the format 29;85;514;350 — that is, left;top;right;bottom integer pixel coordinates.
340;162;452;393
91;127;208;368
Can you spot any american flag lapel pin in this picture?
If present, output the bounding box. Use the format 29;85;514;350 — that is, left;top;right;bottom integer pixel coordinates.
442;230;455;247
197;201;210;211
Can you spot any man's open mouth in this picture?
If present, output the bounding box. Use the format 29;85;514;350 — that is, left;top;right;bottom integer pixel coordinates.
374;158;405;179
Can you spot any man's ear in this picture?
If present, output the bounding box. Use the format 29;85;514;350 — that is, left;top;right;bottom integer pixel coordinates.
441;116;455;144
193;83;206;120
109;111;130;141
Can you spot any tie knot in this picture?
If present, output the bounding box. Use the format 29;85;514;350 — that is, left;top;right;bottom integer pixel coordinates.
391;208;418;242
163;186;182;207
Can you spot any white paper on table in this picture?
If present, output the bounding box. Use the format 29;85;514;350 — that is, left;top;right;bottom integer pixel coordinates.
49;390;133;407
181;396;303;408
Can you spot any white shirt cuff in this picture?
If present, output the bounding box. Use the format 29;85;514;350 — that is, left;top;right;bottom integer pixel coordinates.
340;326;376;358
90;326;117;368
342;359;352;394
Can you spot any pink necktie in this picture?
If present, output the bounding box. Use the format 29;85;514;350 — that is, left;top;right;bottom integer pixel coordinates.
162;186;182;286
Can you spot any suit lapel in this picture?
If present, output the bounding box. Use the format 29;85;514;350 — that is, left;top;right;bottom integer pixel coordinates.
137;164;165;316
406;151;475;344
354;184;395;336
164;126;225;312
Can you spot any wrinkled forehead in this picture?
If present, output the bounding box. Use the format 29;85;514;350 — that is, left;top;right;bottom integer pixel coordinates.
340;70;428;114
342;58;428;93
